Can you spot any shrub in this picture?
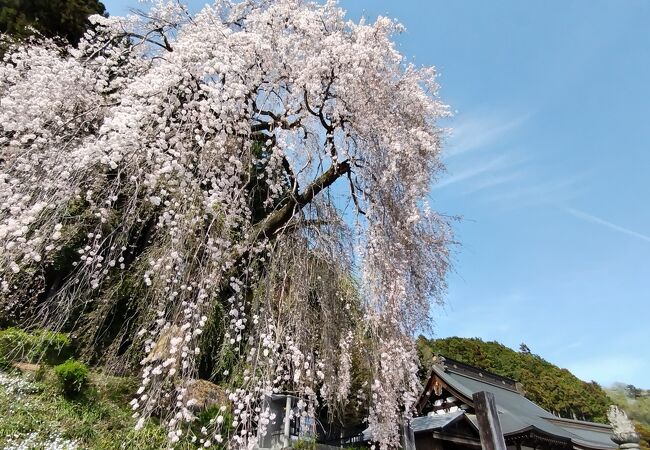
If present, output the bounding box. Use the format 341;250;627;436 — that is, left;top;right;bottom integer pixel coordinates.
292;439;316;450
0;327;72;364
0;355;13;372
29;329;72;364
0;327;32;361
54;359;89;396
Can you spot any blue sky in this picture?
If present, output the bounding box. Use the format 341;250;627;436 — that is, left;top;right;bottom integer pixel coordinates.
104;0;650;387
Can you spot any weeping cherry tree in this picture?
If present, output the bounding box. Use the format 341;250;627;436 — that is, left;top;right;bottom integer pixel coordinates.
0;0;452;447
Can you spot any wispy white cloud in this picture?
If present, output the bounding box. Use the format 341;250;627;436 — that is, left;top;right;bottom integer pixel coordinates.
434;110;587;209
433;154;515;189
485;176;584;208
445;113;530;158
461;171;527;195
565;207;650;243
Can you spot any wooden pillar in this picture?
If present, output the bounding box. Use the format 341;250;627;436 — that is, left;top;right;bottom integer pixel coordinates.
473;391;507;450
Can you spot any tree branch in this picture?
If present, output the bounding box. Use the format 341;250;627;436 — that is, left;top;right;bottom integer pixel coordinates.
251;159;350;240
124;30;173;52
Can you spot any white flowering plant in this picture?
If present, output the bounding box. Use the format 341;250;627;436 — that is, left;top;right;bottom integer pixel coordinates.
0;0;452;447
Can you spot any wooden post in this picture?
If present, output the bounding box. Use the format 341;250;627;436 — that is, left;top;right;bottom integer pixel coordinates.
473;391;507;450
400;420;416;450
283;395;292;448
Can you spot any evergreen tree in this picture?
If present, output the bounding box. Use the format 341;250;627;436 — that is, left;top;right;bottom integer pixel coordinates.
0;0;106;45
626;384;641;399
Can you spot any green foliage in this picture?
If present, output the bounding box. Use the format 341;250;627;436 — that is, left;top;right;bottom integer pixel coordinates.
636;422;650;450
0;327;72;364
417;336;611;423
191;405;234;445
0;327;31;360
34;363;47;381
291;438;316;450
0;0;106;45
30;328;73;363
54;359;89;396
0;355;12;372
625;384;644;399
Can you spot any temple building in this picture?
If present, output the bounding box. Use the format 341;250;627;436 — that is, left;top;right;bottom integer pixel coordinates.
410;357;617;450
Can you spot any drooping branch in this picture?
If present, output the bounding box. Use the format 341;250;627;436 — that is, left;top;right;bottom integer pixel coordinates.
347;170;366;215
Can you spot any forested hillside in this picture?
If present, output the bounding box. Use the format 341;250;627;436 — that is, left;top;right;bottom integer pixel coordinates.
416;336;611;423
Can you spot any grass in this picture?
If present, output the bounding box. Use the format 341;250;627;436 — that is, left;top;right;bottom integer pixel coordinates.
0;366;204;449
0;325;228;449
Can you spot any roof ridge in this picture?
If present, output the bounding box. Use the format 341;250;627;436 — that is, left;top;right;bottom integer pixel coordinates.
438;356;522;393
545;416;613;430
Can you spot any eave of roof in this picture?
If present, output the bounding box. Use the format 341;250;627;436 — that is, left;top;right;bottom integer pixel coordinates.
411;411;466;433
